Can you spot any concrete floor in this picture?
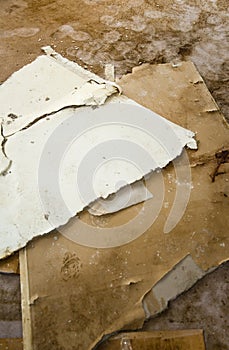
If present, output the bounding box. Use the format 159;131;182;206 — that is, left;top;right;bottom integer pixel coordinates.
0;0;229;119
0;273;22;338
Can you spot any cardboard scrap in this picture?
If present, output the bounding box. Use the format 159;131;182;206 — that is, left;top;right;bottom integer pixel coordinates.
143;255;205;316
0;49;197;259
19;61;228;350
97;330;206;350
0;253;19;274
0;338;23;350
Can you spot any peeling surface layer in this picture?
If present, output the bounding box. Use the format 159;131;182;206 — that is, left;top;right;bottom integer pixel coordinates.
0;54;117;136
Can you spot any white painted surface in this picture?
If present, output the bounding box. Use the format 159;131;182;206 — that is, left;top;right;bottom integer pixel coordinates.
0;50;197;258
88;181;153;216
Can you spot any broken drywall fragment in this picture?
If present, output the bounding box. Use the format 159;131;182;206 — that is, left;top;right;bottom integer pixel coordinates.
88;181;152;216
143;255;205;317
18;59;229;350
42;46;121;93
0;51;197;259
42;45;106;83
0;55;118;136
0;102;196;258
104;64;115;82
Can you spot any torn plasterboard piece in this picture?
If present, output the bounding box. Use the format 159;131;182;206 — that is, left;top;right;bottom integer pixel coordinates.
0;55;118;136
0;49;197;259
143;255;205;317
43;46;111;84
88;180;152;216
104;64;115;82
19;61;228;350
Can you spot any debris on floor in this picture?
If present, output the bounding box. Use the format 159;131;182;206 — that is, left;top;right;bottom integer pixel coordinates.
0;1;228;349
11;54;228;350
0;48;197;258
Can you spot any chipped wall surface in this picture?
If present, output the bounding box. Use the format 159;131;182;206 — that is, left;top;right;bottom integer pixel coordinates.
0;0;228;119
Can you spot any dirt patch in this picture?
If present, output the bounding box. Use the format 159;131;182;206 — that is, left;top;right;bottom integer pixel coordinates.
0;0;228;118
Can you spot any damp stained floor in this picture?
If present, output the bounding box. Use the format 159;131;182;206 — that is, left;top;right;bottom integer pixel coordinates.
0;1;228;349
0;0;228;118
0;262;228;350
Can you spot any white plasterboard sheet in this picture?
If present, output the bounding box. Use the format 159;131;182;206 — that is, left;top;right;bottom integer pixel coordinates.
0;50;197;259
0;54;117;136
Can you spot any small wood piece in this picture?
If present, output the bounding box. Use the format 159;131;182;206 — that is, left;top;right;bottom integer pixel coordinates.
0;253;19;274
98;330;206;350
0;338;23;350
19;249;32;350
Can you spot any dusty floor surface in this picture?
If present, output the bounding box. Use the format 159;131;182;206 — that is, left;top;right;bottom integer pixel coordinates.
0;0;228;349
143;262;229;350
0;262;228;349
0;273;22;338
0;0;229;118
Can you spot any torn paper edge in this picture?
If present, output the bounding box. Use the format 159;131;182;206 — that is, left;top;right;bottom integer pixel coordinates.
0;55;119;136
88;180;153;216
43;46;121;92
